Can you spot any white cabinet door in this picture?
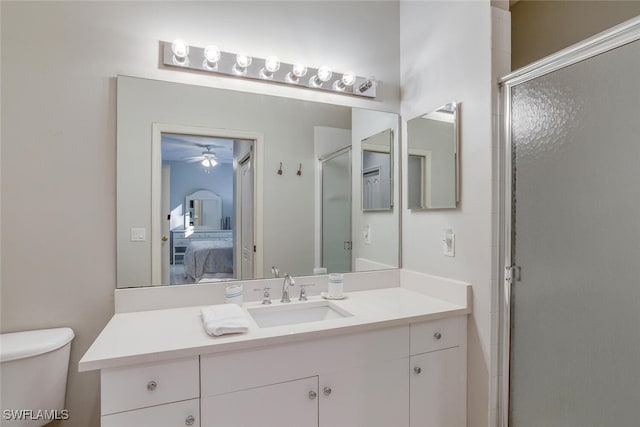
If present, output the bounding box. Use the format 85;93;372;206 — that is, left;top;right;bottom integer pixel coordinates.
101;398;199;427
201;376;318;427
319;358;409;427
410;347;464;427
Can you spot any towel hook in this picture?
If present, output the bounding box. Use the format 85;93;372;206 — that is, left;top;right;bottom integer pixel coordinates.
277;162;283;175
297;163;302;176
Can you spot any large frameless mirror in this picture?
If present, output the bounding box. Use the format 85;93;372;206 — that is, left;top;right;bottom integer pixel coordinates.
407;101;459;210
116;75;400;288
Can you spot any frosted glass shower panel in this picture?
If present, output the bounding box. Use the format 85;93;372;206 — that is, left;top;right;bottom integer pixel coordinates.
509;40;640;426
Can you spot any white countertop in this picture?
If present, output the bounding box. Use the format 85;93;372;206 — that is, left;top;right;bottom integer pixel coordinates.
79;287;470;372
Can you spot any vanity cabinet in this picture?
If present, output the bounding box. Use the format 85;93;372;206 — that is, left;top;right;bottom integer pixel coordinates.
319;357;409;427
409;316;466;427
202;376;318;427
97;316;466;427
100;357;200;426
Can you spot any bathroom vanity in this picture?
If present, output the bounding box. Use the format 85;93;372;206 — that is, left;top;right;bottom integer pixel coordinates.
80;283;470;427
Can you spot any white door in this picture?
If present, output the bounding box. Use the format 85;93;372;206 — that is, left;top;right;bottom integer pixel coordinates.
319;358;408;427
410;347;463;427
161;165;171;284
201;376;318;427
239;155;254;279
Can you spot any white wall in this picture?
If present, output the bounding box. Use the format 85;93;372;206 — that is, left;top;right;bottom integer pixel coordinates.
0;2;400;426
400;1;495;427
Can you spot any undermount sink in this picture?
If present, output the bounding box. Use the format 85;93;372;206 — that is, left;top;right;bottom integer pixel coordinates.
248;301;353;328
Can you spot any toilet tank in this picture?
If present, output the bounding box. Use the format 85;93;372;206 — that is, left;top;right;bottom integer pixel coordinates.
0;328;74;427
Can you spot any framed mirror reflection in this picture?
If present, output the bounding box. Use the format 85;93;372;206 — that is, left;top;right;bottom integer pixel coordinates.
407;102;460;210
116;76;400;288
361;128;393;212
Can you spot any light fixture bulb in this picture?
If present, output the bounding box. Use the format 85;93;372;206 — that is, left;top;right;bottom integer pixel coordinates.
292;63;307;78
317;66;332;82
341;72;356;87
171;39;189;58
286;63;307;83
264;56;280;73
260;56;280;79
171;39;190;65
310;66;332;88
201;157;218;168
233;53;252;75
333;71;356;92
204;45;221;65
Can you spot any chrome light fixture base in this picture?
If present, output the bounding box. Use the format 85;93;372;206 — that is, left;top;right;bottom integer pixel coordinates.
161;41;377;99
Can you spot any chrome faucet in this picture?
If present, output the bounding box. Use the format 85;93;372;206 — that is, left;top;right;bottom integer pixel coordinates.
271;266;280;278
281;274;295;303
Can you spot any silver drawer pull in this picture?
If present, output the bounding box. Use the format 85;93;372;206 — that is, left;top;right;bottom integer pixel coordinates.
323;387;332;396
185;415;195;426
414;366;422;374
434;332;442;340
308;390;317;400
146;380;157;391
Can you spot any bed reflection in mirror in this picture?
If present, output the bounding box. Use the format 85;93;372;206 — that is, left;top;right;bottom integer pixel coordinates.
407;102;459;210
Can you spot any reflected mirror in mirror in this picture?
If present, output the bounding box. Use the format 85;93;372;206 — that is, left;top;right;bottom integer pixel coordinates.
116;76;400;288
361;129;393;211
407;102;459;209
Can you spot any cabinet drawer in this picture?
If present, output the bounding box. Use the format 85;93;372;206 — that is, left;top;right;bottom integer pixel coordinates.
410;317;461;355
101;398;199;427
101;357;199;415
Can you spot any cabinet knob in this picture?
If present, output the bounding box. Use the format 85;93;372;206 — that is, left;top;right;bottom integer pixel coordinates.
323;387;332;396
146;380;158;391
414;366;422;374
309;390;317;400
185;415;195;426
434;332;442;340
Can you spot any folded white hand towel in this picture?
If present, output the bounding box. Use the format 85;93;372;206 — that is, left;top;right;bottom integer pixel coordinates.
201;304;249;337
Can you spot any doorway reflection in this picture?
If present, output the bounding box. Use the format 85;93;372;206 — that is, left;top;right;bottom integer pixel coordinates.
161;133;255;284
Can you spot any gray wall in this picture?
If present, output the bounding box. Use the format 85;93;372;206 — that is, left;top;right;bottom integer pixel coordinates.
0;2;400;426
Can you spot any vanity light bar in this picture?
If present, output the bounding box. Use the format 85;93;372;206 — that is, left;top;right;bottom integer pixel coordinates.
161;41;377;99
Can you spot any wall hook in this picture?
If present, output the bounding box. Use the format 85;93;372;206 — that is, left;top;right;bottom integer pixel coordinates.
297;164;302;176
277;162;283;175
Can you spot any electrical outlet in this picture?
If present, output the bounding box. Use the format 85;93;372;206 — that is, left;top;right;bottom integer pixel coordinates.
443;229;455;257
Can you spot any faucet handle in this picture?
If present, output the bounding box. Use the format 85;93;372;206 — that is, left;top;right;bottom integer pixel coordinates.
253;286;272;305
298;284;315;301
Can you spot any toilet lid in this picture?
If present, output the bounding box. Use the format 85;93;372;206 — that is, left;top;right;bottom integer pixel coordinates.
0;327;74;362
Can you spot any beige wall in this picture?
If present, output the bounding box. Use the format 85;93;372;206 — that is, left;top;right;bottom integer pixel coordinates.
511;0;640;69
399;1;497;426
0;2;400;426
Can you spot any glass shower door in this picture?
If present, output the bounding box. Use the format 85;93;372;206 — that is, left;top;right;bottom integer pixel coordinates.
509;39;640;426
321;148;352;273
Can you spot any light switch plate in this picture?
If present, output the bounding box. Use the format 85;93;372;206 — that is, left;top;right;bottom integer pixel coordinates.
363;225;371;245
130;227;146;242
443;229;455;257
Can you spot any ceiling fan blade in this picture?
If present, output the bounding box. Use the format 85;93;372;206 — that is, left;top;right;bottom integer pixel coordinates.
183;157;204;163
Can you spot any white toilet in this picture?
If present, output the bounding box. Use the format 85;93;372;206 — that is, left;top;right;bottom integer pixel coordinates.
0;328;74;426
